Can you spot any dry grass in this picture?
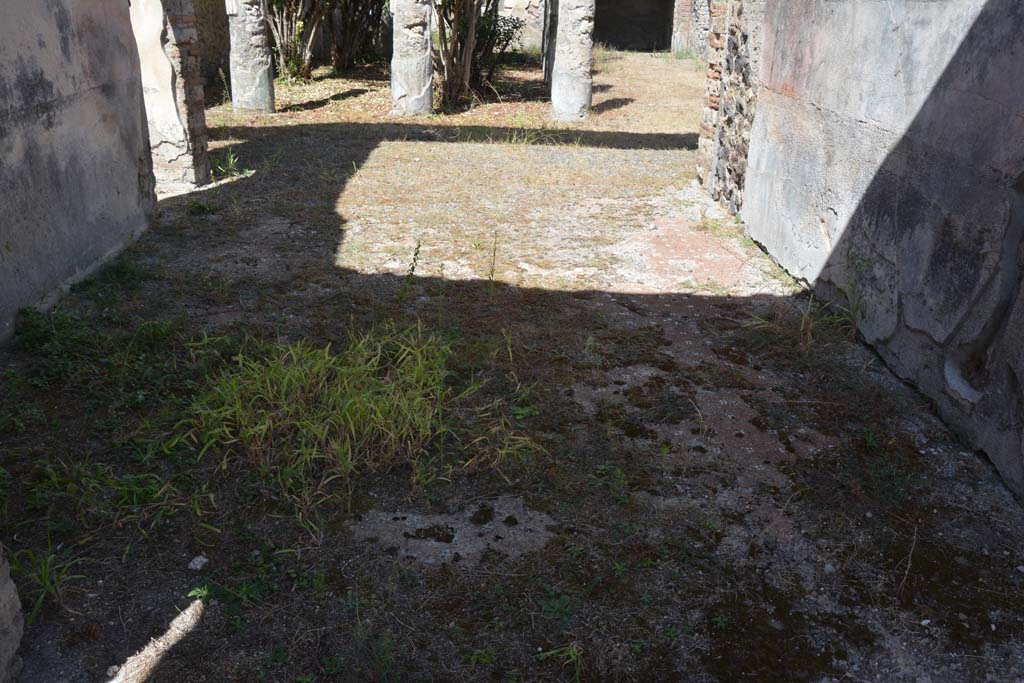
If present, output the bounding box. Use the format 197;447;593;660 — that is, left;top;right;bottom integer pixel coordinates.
205;53;704;293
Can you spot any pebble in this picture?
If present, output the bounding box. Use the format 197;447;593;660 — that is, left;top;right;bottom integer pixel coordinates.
106;665;120;677
188;555;209;571
1015;565;1024;574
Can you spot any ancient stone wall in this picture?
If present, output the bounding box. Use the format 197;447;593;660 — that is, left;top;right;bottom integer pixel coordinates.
500;0;547;51
710;0;1024;498
131;0;212;194
0;1;156;341
689;0;711;58
671;0;692;54
696;0;763;213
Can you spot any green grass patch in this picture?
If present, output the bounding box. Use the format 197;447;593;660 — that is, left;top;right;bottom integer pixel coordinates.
11;537;84;623
177;323;472;511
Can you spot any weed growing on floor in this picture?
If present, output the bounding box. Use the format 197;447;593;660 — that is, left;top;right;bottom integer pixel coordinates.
187;200;216;216
212;148;251;180
462;411;545;478
487;233;499;297
399;240;422;303
696;211;744;239
669;48;698;61
501;127;562;145
799;294;860;344
0;397;45;435
178;323;457;508
467;647;497;666
171;323;544;517
27;458;191;532
742;293;860;358
537;641;585;682
11;538;84;623
217;67;231;105
11;309;181;408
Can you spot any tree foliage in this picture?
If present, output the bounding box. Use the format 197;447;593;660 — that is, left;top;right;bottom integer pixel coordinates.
433;0;525;108
329;0;389;71
260;0;523;97
262;0;333;80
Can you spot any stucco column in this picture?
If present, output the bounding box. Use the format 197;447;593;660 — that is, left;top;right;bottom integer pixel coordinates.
542;0;559;84
549;0;594;120
226;0;275;112
130;0;212;193
671;0;693;54
390;0;433;115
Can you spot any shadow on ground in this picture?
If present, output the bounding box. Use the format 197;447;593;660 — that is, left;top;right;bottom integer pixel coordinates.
5;54;1024;683
279;88;370;112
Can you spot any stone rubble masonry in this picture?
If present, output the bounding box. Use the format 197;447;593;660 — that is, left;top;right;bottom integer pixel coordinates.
688;0;711;59
671;0;692;54
227;0;275;112
390;0;433;116
698;0;1024;500
131;0;212;193
696;0;763;214
500;0;547;51
0;0;157;342
550;0;595;120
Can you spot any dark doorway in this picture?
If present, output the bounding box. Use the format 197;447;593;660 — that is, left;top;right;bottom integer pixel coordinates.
594;0;674;51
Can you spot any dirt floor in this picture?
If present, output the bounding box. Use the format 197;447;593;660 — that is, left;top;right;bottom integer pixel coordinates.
3;51;1024;682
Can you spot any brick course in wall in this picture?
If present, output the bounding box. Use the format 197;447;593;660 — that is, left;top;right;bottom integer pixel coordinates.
671;0;692;53
133;0;212;192
166;2;211;187
696;0;763;214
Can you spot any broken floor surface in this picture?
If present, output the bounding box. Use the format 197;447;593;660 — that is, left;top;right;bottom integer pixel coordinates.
2;52;1024;682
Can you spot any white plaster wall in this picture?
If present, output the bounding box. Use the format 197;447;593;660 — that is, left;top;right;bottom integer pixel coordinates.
0;0;156;340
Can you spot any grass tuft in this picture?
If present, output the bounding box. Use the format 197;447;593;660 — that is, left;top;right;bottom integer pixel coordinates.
11;538;84;623
179;323;463;508
742;293;860;357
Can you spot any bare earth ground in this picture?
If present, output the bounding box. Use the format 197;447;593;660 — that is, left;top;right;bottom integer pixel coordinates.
2;52;1024;682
